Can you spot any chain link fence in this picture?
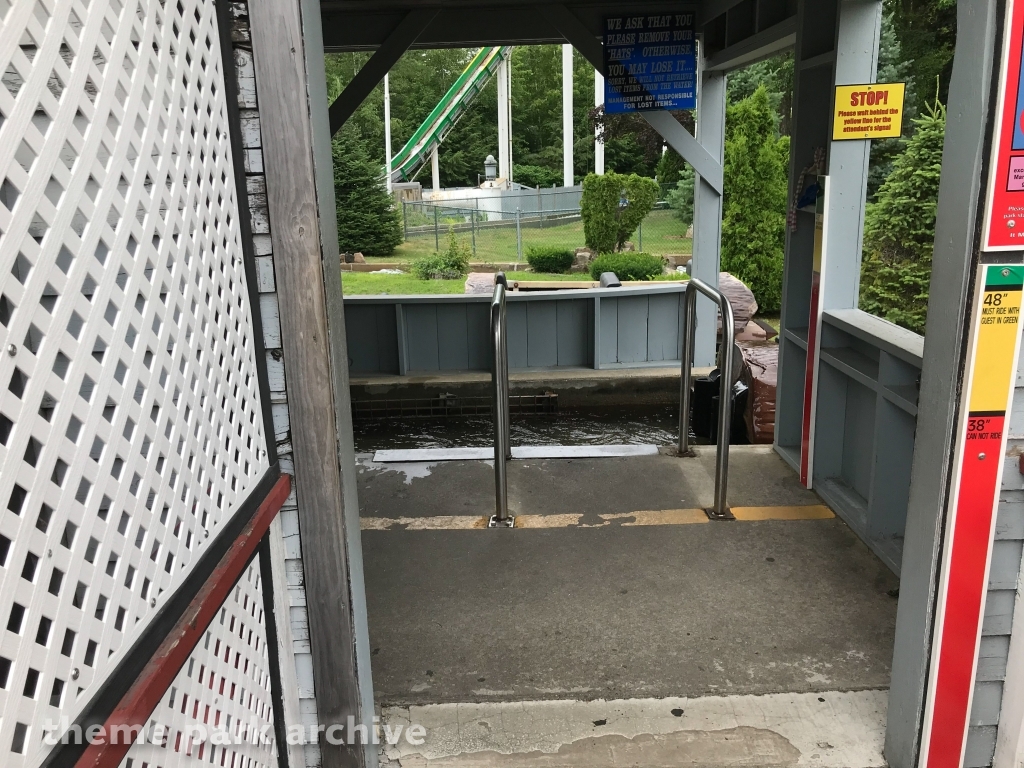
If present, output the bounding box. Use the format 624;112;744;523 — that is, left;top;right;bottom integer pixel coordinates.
399;191;691;266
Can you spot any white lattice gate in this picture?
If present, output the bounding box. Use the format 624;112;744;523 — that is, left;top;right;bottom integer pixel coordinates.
0;0;286;764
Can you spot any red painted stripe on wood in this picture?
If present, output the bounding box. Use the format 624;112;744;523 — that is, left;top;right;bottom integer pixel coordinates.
73;474;292;768
924;416;1004;767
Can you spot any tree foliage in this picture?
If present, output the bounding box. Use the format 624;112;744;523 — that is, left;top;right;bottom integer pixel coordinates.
332;128;403;256
885;0;956;114
720;86;789;313
867;13;919;200
859;100;945;333
726;53;793;135
665;163;695;229
581;171;659;253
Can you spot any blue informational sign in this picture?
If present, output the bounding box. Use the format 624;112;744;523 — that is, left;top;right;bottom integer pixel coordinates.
603;13;697;114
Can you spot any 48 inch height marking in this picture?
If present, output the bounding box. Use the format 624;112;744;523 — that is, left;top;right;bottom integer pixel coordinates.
919;264;1023;768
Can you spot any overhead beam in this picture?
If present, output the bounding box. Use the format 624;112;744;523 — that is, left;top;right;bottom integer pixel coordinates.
327;8;438;136
541;4;724;194
320;3;701;51
705;15;797;71
699;0;747;25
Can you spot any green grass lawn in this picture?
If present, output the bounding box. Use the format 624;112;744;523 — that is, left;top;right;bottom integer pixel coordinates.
340;272;466;295
367;208;692;264
340;269;686;295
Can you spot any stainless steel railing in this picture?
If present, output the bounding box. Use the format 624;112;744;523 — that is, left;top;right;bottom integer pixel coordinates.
489;273;513;527
679;278;736;520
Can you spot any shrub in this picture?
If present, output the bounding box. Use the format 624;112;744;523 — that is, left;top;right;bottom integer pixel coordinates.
589;252;664;281
413;230;471;280
720;85;789;314
581;172;659;253
526;246;575;274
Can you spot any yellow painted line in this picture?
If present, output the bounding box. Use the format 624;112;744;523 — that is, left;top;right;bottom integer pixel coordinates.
361;516;489;531
730;505;834;521
515;514;585;528
606;509;709;526
361;506;833;530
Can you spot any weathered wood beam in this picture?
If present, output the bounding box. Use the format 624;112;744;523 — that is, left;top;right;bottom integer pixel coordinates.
328;8;438;136
247;0;365;764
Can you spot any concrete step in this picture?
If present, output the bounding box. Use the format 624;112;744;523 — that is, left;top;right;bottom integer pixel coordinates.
378;690;888;767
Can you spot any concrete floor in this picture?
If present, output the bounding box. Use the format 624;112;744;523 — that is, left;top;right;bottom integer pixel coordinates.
358;447;900;710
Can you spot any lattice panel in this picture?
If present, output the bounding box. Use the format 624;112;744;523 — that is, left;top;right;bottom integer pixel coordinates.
0;0;270;763
118;560;279;768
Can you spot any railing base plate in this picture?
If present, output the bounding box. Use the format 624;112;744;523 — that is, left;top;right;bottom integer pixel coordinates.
705;506;735;521
488;515;516;528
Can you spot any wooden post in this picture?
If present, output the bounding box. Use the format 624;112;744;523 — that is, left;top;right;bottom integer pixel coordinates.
247;1;366;765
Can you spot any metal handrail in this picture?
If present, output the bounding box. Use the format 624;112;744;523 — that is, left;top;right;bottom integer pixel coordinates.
679;278;736;520
489;272;512;527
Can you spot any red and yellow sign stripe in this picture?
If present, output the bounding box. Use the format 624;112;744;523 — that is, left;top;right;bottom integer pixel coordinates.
920;264;1023;768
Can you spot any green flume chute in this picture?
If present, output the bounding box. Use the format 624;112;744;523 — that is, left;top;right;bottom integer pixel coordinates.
388;46;510;183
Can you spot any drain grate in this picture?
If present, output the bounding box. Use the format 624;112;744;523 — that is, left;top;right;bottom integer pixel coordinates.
352;393;558;420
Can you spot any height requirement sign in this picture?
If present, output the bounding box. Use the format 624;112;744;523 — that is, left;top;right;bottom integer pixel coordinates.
983;0;1024;248
603;14;696;113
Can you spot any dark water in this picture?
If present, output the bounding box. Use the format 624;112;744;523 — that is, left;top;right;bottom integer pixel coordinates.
352;406;682;452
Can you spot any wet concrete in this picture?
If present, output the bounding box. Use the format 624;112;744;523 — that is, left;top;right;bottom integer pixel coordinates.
358;448;899;707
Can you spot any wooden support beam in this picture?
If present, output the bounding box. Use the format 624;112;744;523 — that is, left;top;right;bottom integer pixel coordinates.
328;8;438;136
247;0;367;764
542;4;724;194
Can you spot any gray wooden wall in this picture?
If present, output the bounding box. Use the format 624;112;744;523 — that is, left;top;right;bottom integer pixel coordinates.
343;284;688;375
782;309;924;577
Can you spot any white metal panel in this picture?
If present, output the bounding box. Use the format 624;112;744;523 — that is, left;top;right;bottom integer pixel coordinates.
118;560;279;768
0;0;270;763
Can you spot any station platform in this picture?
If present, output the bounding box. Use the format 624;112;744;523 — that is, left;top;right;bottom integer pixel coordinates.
358;446;899;766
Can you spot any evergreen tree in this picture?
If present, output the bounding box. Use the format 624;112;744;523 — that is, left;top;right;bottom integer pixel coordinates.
859;99;945;333
665;163;694;229
885;0;956;114
332;128;403;256
720;86;789;313
867;13;919;200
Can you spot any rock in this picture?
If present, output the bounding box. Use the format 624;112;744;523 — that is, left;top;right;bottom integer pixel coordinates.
621;241;635;252
572;248;595;272
464;272;496;295
716;272;758;333
352;252;366;263
685;224;694;238
735;321;768;342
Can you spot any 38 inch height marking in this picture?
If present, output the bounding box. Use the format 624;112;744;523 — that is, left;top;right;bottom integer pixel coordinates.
919;264;1023;768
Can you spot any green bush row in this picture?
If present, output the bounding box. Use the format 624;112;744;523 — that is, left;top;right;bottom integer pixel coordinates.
525;246;575;274
588;253;664;281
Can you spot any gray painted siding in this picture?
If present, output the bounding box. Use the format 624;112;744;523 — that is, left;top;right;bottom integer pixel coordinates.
967;353;1024;766
343;289;685;374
